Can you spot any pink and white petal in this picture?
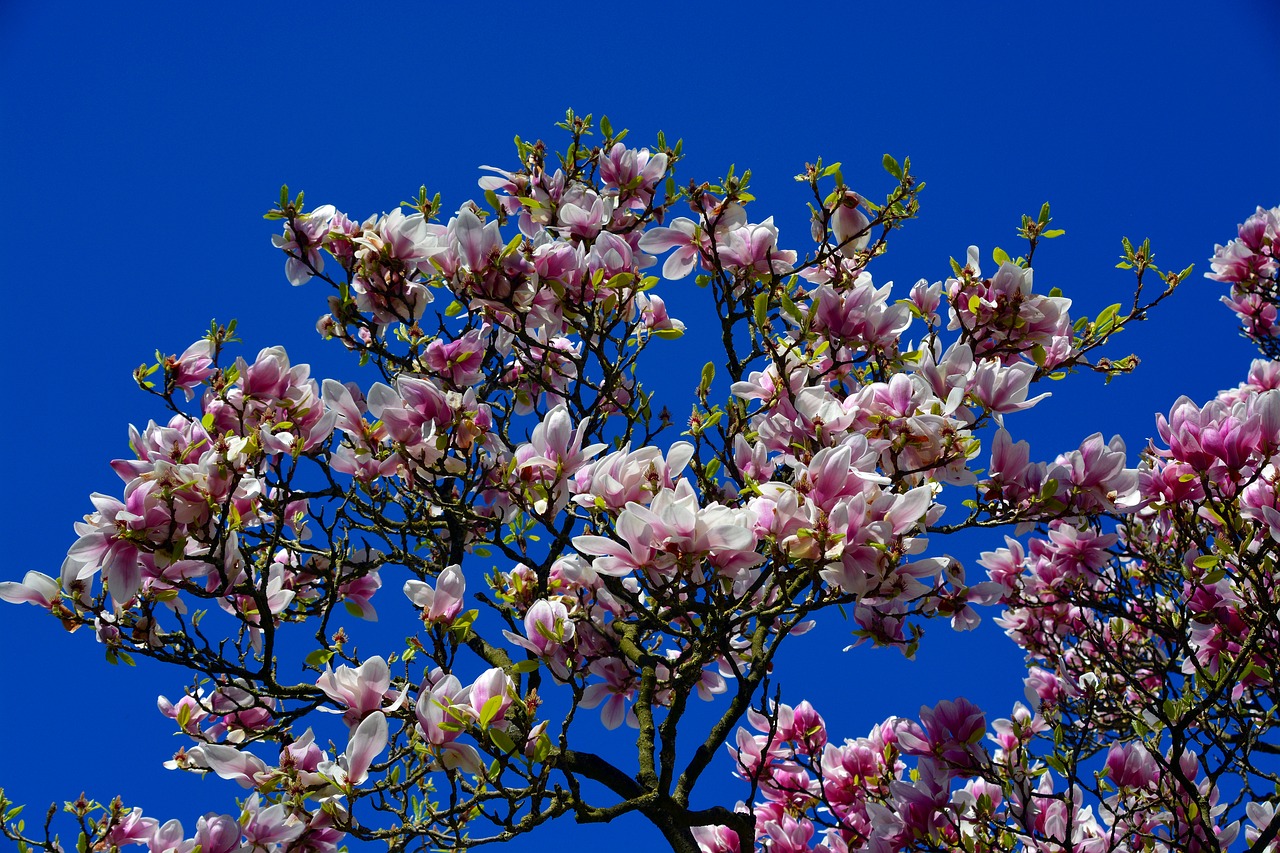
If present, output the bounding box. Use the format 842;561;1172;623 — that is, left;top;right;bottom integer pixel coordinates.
599;695;627;731
662;248;697;280
0;571;59;607
344;710;388;786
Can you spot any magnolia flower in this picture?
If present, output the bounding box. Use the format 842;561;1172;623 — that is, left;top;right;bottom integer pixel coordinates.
637;217;700;279
186;743;270;789
0;571;59;608
316;656;405;729
403;563;465;624
830;191;871;255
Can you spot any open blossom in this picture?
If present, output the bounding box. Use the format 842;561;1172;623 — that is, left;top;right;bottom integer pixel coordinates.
404;563;465;624
503;598;574;659
515;405;606;485
272;204;336;286
448;206;503;272
165;338;215;399
424;328;487;386
573;480;761;579
323;710;388;788
1105;741;1160;789
0;570;59;609
415;671;472;745
316;656;404;729
64;487;171;607
638;217;700;279
571;442;694;511
599;142;668;208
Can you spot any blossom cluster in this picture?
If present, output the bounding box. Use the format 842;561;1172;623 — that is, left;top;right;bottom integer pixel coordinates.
4;117;1273;853
1210;205;1280;354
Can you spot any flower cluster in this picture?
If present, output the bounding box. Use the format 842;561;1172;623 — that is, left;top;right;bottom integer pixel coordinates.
4;117;1273;853
1210;206;1280;354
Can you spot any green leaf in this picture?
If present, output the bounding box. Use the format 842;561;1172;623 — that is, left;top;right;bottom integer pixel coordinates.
488;727;516;755
883;153;902;180
533;732;551;763
1042;229;1065;238
479;695;504;729
1038;202;1051;225
1094;303;1122;335
696;363;716;394
992;247;1011;266
511;659;540;674
305;649;335;668
780;289;800;322
753;292;769;328
1192;555;1219;569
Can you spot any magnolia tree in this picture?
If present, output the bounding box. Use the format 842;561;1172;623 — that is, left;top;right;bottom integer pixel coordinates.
3;111;1279;853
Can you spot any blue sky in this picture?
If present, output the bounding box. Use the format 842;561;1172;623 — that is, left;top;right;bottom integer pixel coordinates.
2;1;1278;850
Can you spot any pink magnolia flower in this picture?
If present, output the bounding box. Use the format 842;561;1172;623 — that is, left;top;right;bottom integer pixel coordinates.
638;217;700;279
186;743;271;789
503;598;575;659
571;442;694;511
241;794;307;850
969;361;1050;421
580;658;637;730
272;204;336;286
599;142;668;208
415;672;472;745
65;486;171;607
165;339;214;400
557;187;613;240
103;808;157;848
469;667;514;728
448;207;503;272
0;570;59;609
830;191;871;255
316;656;404;729
718;217;796;276
515;405;606;484
1105;741;1160;789
157;690;210;735
336;710;388;787
403;563;466;625
191;813;242;853
691;824;741;853
423;329;487;387
896;698;988;773
337;562;381;622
